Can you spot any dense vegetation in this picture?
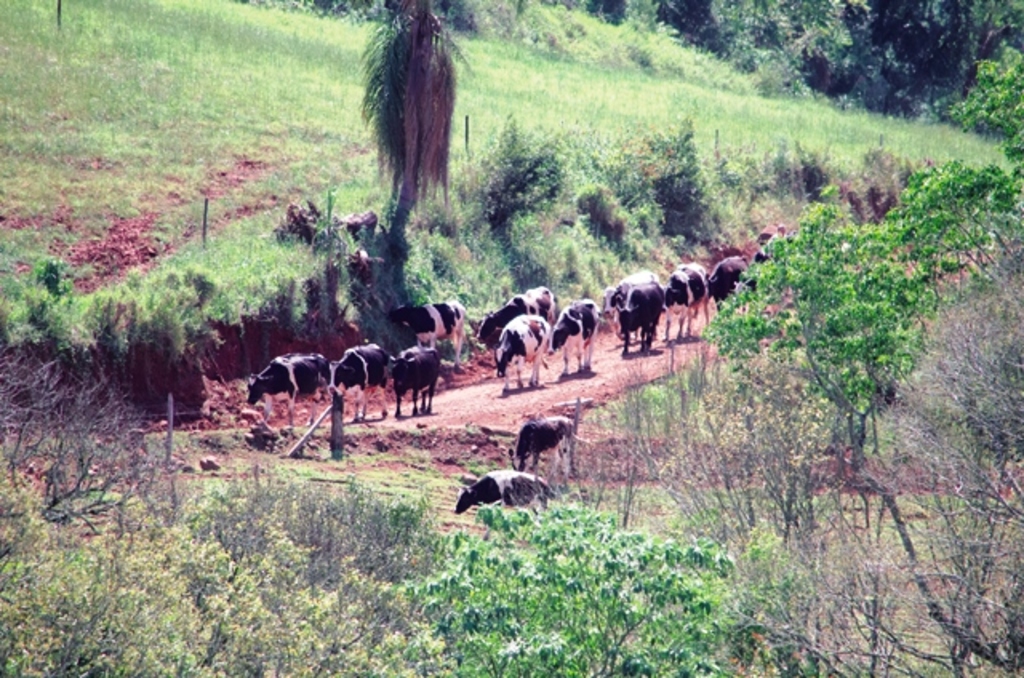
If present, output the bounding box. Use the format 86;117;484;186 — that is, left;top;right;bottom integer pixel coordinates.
2;0;1023;674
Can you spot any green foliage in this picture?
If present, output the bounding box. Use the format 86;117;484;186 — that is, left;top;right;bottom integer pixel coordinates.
708;204;928;421
605;121;708;241
956;58;1024;169
892;161;1023;282
576;183;626;242
480;120;565;233
414;505;734;676
33;258;72;299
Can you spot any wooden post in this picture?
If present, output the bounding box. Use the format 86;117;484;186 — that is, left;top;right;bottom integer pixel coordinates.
570;397;582;478
714;129;720;158
464;115;470;158
57;0;62;29
202;197;209;248
284;405;333;459
330;389;344;461
165;393;174;463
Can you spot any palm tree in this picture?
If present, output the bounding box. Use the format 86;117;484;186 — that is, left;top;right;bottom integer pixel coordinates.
362;0;457;226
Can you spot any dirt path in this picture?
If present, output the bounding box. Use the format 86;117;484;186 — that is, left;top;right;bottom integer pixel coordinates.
326;329;710;434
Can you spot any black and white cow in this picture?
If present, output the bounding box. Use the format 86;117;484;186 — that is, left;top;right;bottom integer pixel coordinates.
664;263;710;342
707;256;750;304
477;286;556;343
549;299;599;376
603;271;659;338
329;343;391;422
510;416;575;477
454;470;555;514
391;346;440;418
247;353;330;427
495;314;551;393
387;300;467;368
617;282;665;356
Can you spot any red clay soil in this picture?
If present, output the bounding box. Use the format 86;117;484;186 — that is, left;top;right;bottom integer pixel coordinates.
210;327;713;436
66;213;162;293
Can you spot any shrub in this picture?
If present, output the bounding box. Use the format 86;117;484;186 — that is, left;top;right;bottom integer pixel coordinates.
415;505;734;676
480;120;565;234
576;183;626;242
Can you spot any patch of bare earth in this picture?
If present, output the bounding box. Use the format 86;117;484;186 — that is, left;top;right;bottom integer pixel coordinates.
66;213;161;293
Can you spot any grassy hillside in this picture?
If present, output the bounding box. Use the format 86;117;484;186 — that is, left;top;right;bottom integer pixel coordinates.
0;0;1003;355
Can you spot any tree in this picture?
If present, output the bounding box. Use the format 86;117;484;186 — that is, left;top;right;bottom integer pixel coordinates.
362;0;457;230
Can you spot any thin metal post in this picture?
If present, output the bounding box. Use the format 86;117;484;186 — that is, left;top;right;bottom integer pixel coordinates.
202;197;209;248
165;393;174;463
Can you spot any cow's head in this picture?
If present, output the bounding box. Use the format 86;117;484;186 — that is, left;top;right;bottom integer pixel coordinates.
246;374;267;405
549;309;581;353
454;486;477;514
390;355;411;393
387;305;413;326
478;310;501;342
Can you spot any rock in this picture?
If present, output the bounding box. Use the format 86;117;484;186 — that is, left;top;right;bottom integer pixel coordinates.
199;456;221;471
460;473;479;486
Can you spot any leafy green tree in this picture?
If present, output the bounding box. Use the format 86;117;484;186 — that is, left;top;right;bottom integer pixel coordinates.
708;203;929;466
414;505;734;677
956;58;1024;168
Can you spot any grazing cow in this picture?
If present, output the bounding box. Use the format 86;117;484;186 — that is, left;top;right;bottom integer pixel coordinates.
247;353;330;427
617;282;665;356
549;299;599;376
707;256;751;304
329;344;390;422
387;300;467;368
510;416;575;478
603;271;659;338
495;315;551;393
391;346;440;418
454;470;555;514
664;263;710;342
478;286;556;343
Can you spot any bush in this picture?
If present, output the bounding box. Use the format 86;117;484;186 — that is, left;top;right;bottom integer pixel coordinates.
480;120;565;234
415;505;734;676
576;183;626;242
606;121;709;241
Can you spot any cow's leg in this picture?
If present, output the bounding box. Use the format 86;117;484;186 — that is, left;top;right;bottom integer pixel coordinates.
584;337;594;372
453;332;463;368
664;311;673;343
395;392;403;419
425;381;435;414
503;371;511;393
530;356;541;388
516;358;525;389
621;329;630;356
412;387;420;416
354;386;365;422
562;347;571;377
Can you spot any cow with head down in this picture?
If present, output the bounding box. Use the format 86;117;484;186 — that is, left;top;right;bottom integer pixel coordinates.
549;299;599;377
495;314;551;393
329;344;390;422
247;353;331;428
510;415;575;477
454;470;555;514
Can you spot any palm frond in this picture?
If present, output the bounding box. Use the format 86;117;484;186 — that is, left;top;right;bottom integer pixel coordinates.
361;12;410;190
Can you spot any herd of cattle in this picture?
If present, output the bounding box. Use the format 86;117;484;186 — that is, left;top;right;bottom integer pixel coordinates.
245;249;764;514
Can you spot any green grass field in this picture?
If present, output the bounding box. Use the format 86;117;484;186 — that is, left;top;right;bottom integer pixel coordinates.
0;0;1003;342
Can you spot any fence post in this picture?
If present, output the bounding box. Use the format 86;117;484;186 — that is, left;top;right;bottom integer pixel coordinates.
57;0;61;29
165;393;174;463
465;115;470;158
202;197;209;248
330;389;345;461
570;397;582;478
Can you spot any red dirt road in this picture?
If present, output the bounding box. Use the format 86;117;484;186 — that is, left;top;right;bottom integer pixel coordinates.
264;328;712;435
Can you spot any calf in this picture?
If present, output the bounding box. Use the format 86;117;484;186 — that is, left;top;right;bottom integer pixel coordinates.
329;343;390;422
247;353;330;427
495;315;551;393
477;286;556;343
707;256;750;304
510;416;575;478
387;300;467;368
617;282;665;356
664;263;710;342
391;346;440;418
454;470;555;514
604;271;659;338
549;299;599;376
